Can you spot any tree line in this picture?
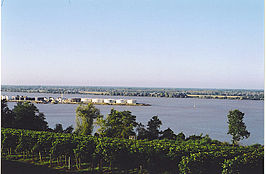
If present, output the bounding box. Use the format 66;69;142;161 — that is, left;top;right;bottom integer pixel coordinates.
2;99;251;145
2;85;264;100
76;103;250;145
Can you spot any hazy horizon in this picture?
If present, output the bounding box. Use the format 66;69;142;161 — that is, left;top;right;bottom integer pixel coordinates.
2;0;264;89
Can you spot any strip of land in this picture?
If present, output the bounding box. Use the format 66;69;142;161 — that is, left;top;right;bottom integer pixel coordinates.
2;95;151;106
2;85;263;100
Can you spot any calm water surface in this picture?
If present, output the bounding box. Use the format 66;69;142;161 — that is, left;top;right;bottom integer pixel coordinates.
3;92;264;145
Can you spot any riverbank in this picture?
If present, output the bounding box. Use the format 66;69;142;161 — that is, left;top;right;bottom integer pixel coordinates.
1;85;263;101
6;100;151;106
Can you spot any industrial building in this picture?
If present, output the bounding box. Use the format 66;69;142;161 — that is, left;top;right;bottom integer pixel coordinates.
116;99;126;104
92;98;104;103
1;95;8;100
81;98;92;103
2;95;141;105
104;99;116;104
127;99;137;104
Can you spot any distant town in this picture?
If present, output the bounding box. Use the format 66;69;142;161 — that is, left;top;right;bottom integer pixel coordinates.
1;95;150;106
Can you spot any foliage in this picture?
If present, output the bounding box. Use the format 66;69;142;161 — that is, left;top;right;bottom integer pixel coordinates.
227;110;250;144
53;124;63;133
2;128;263;174
53;124;73;133
1;101;73;134
136;116;164;140
146;116;162;140
160;128;176;140
177;132;186;141
1;99;14;128
64;125;74;133
136;122;148;140
12;102;49;131
221;150;264;174
75;103;101;135
178;145;264;174
97;109;137;138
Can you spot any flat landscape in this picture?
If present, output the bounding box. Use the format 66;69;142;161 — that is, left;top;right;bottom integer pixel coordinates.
2;0;264;173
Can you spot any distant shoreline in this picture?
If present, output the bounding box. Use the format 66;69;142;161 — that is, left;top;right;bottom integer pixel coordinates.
1;85;264;101
1;90;263;101
6;100;151;106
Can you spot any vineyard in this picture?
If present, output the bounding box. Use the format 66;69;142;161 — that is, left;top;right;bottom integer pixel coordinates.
1;128;264;174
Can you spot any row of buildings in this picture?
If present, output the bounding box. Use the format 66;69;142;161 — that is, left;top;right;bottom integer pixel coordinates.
1;95;137;104
84;98;136;104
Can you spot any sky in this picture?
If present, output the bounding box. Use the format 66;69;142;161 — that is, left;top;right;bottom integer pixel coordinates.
1;0;264;89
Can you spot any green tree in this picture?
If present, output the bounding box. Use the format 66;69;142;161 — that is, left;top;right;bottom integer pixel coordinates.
96;108;137;138
12;102;49;131
227;109;250;144
160;128;176;140
64;125;74;133
53;124;73;133
136;122;148;139
176;132;186;141
75;103;101;135
1;99;14;128
146;116;162;140
54;124;63;133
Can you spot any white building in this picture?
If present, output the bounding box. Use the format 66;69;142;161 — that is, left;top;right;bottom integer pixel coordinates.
92;98;99;103
127;99;137;104
116;99;126;104
1;95;9;100
81;98;92;103
104;99;115;104
56;97;63;102
92;98;104;103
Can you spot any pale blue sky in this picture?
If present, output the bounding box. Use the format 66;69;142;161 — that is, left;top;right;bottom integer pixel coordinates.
2;0;264;89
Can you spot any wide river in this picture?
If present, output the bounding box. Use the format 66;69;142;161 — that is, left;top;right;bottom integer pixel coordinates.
3;92;264;145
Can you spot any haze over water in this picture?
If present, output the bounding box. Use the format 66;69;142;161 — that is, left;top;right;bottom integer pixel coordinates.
3;92;263;145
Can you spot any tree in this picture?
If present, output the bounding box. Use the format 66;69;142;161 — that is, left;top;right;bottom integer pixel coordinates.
136;122;148;140
146;116;162;140
160;128;176;140
54;124;63;133
75;103;101;135
1;99;14;128
136;116;164;140
64;125;74;133
227;109;250;144
96;109;137;138
12;102;49;131
176;132;185;141
34;112;50;131
53;124;73;133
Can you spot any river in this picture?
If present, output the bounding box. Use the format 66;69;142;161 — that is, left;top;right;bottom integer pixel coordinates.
2;92;264;145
